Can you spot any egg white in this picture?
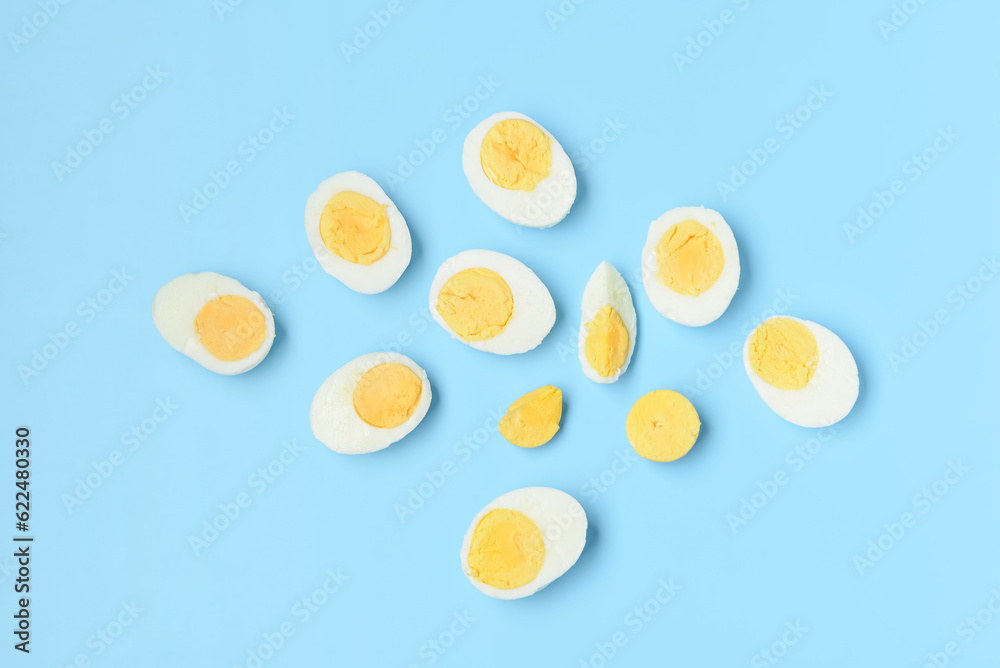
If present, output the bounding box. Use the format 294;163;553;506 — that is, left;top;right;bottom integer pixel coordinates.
152;272;274;375
462;112;577;228
460;487;587;600
641;206;740;327
310;352;432;455
304;171;412;294
578;261;637;384
743;316;859;428
429;250;556;355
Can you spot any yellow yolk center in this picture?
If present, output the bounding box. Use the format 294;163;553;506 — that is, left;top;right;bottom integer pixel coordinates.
584;305;630;377
436;268;514;341
352;363;423;429
319;190;391;265
194;295;267;362
498;386;562;448
467;509;545;590
748;318;819;390
656;220;725;296
480;119;552;191
626;390;701;462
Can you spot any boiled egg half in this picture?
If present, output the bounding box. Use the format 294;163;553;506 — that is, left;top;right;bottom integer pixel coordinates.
579;261;636;383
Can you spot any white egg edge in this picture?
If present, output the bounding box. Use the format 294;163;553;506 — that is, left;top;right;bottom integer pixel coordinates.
462;111;577;228
641;206;741;327
460;487;588;600
429;250;556;355
304;171;412;294
310;352;432;455
742;316;860;428
578;261;637;384
152;272;275;375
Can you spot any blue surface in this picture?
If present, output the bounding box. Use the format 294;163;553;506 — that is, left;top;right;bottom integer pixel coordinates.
3;1;1000;666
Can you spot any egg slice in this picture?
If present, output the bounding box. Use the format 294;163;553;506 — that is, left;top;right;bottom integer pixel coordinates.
152;272;274;375
743;316;859;428
462;112;577;228
641;206;740;326
304;171;412;294
498;386;562;448
460;487;587;600
626;390;701;462
429;250;556;355
310;352;431;454
579;261;636;383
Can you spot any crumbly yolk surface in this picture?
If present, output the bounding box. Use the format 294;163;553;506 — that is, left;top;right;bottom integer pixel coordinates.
319;190;391;265
748;318;819;390
194;295;267;362
584;305;630;377
480;119;552;191
352;363;423;429
656;220;724;296
498;386;562;448
467;509;545;590
626;390;701;462
436;268;514;341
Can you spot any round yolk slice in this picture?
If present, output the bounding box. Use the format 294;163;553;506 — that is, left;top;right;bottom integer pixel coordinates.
656;220;725;296
748;318;819;390
498;386;562;448
352;363;423;429
626;390;701;462
436;268;514;341
319;190;391;265
480;119;552;191
467;508;545;590
195;295;267;362
584;305;629;377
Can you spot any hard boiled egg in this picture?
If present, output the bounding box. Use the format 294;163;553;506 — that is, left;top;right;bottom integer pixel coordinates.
641;206;740;326
429;250;555;355
460;487;587;600
498;386;562;448
626;390;701;462
579;261;636;383
743;316;859;428
304;171;411;294
463;112;577;228
310;352;431;454
152;272;274;375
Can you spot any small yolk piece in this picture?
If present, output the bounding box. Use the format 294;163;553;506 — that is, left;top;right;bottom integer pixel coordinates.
584;305;630;377
319;190;391;265
467;508;545;590
656;220;725;296
194;295;267;362
748;318;819;390
353;363;423;429
499;386;562;448
626;390;700;462
436;268;514;341
480;119;552;191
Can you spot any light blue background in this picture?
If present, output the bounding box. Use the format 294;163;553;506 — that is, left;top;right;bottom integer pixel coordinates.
3;0;999;666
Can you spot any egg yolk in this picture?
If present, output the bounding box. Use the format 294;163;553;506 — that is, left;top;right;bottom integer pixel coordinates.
498;386;562;448
584;305;630;377
353;363;423;429
748;318;819;390
194;295;267;362
656;220;724;296
467;509;545;590
480;119;552;191
436;268;514;341
319;190;391;265
626;390;700;462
